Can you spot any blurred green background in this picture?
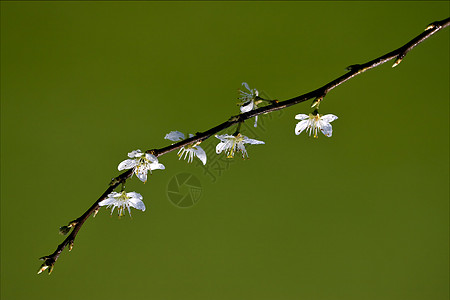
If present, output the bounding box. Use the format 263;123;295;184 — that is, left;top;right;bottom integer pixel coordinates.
1;2;448;300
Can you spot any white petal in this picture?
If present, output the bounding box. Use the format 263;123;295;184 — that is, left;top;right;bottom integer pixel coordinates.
240;101;254;113
118;159;137;171
136;169;148;183
126;192;143;200
194;146;207;165
254;115;258;128
242;82;250;91
215;134;233;143
295;114;309;120
216;141;227;154
150;162;165;170
98;198;115;207
129;198;146;212
128;150;142;158
188;133;194;138
242;136;264;145
215;134;228;142
295;120;308;135
108;192;121;198
321;114;338;123
145;153;158;163
164;131;185;141
321;123;333;137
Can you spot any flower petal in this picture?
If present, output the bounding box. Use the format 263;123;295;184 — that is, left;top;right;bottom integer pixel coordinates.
295;120;308;135
215;134;231;142
118;159;137;171
240;101;254;113
135;169;148;183
128;198;146;212
321;122;333;137
194;146;207;165
145;153;158;163
127;150;143;158
244;137;265;145
242;82;250;91
216;141;227;154
98;198;115;207
295;114;309;120
164;131;185;141
150;162;165;170
126;192;143;200
321;114;338;123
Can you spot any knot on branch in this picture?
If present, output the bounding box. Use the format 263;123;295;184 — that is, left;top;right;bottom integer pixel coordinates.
110;169;134;187
109;176;123;186
228;115;241;123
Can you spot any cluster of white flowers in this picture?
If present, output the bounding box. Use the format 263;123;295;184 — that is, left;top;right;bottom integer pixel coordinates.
100;82;338;217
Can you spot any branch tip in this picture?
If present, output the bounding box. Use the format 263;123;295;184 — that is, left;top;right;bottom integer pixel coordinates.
228;115;240;122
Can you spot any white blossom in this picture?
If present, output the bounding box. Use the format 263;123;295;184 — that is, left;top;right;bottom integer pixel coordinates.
238;82;260;127
99;191;145;217
118;149;165;183
215;133;264;158
164;131;207;165
295;113;338;138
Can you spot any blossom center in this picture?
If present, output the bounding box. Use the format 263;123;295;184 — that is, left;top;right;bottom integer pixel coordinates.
225;135;244;158
308;114;323;138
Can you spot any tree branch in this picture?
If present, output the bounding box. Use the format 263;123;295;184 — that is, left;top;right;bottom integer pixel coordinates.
38;17;450;274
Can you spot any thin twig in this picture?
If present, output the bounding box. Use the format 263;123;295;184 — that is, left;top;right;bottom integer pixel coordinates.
38;17;450;274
